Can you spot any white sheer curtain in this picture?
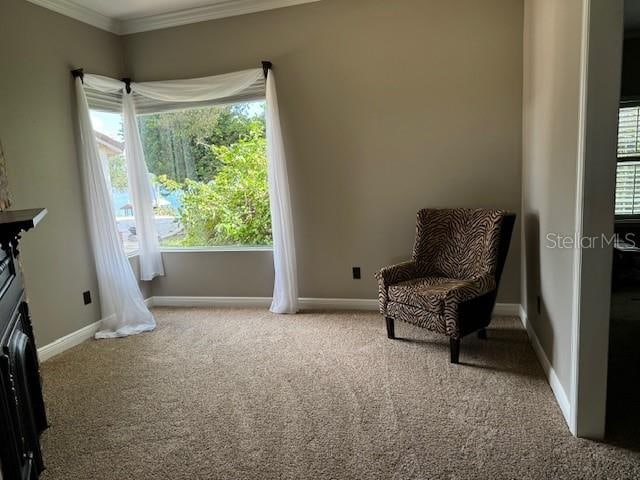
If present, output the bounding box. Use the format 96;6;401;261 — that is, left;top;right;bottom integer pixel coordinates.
129;67;298;313
75;77;156;338
79;66;299;315
122;94;164;280
84;74;165;282
265;71;298;313
130;69;263;102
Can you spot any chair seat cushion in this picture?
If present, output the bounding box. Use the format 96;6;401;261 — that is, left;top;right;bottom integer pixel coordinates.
387;277;474;314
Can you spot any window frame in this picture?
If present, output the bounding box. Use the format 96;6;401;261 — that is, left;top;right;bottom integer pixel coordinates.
615;101;640;221
614;156;640;221
135;100;273;250
159;246;274;253
126;245;274;259
91;101;273;254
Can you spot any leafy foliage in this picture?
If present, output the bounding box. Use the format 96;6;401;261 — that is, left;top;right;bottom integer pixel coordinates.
139;104;262;182
151;106;272;247
208;122;271;245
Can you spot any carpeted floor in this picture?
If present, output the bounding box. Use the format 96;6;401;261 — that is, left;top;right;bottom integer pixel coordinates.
39;308;640;479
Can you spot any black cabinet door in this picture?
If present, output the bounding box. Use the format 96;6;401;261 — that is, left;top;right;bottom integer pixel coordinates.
0;268;46;480
0;346;37;480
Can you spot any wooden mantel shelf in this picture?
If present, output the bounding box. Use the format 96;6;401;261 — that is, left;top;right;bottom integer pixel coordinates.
0;208;47;257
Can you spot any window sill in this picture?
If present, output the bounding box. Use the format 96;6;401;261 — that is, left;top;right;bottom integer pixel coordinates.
160;246;273;253
126;246;273;258
615;218;640;225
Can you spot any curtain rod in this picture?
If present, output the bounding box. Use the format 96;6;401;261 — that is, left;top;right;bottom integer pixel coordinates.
71;61;273;86
262;61;272;78
71;68;84;83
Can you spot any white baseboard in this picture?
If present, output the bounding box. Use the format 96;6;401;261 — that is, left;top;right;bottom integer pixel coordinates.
518;305;572;429
37;320;102;362
149;297;521;315
148;296;380;310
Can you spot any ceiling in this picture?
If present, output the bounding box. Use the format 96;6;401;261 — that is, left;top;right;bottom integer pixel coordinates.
25;0;322;35
67;0;241;19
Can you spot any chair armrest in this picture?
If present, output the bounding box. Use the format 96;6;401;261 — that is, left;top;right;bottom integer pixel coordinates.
448;274;497;304
374;261;419;287
374;261;419;314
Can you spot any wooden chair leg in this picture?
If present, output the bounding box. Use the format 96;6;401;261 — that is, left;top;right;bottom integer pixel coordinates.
477;328;487;340
385;317;395;339
450;338;460;364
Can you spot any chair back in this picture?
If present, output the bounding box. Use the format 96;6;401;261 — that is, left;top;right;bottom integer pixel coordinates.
412;208;514;281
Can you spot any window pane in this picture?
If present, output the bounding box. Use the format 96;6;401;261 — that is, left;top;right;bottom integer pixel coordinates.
615;161;640;215
618;106;640;157
90;110;139;254
138;101;272;248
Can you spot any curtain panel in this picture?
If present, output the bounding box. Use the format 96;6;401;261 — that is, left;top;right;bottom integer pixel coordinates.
84;74;164;282
79;66;299;316
265;71;298;313
122;94;165;280
74;78;156;338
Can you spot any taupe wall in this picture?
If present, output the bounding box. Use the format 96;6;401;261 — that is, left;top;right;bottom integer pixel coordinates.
0;0;124;346
152;251;274;297
522;0;585;394
125;0;524;302
3;0;524;350
129;256;153;300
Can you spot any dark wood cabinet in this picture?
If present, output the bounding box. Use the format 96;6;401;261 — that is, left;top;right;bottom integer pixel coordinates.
0;209;48;480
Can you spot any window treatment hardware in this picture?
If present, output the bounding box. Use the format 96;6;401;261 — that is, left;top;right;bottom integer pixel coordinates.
262;61;273;78
71;60;273;89
122;77;132;94
71;68;84;83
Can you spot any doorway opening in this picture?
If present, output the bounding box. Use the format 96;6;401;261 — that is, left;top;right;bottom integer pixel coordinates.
606;1;640;449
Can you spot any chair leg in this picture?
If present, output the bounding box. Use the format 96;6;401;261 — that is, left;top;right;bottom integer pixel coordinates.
477;328;487;340
385;317;395;339
450;338;460;364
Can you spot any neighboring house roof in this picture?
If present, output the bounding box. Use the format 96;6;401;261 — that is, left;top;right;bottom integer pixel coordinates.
96;131;124;156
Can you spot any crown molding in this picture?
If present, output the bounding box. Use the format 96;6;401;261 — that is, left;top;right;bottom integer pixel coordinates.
120;0;322;35
25;0;322;36
25;0;121;34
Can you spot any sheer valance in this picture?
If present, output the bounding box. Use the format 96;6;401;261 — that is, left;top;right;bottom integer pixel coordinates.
83;75;124;113
84;70;266;115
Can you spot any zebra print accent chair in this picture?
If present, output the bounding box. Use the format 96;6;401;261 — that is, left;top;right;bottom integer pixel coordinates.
375;208;515;364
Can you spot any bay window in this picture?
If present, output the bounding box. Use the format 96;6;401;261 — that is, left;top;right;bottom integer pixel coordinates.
90;100;271;254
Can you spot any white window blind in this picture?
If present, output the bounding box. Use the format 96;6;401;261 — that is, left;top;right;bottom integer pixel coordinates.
616;107;640;215
615;161;640;215
618;106;640;157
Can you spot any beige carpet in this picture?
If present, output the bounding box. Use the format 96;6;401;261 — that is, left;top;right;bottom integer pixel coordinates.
39;308;640;479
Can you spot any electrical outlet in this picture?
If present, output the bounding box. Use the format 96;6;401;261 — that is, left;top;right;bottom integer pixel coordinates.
537;295;541;315
352;267;361;280
83;291;92;305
